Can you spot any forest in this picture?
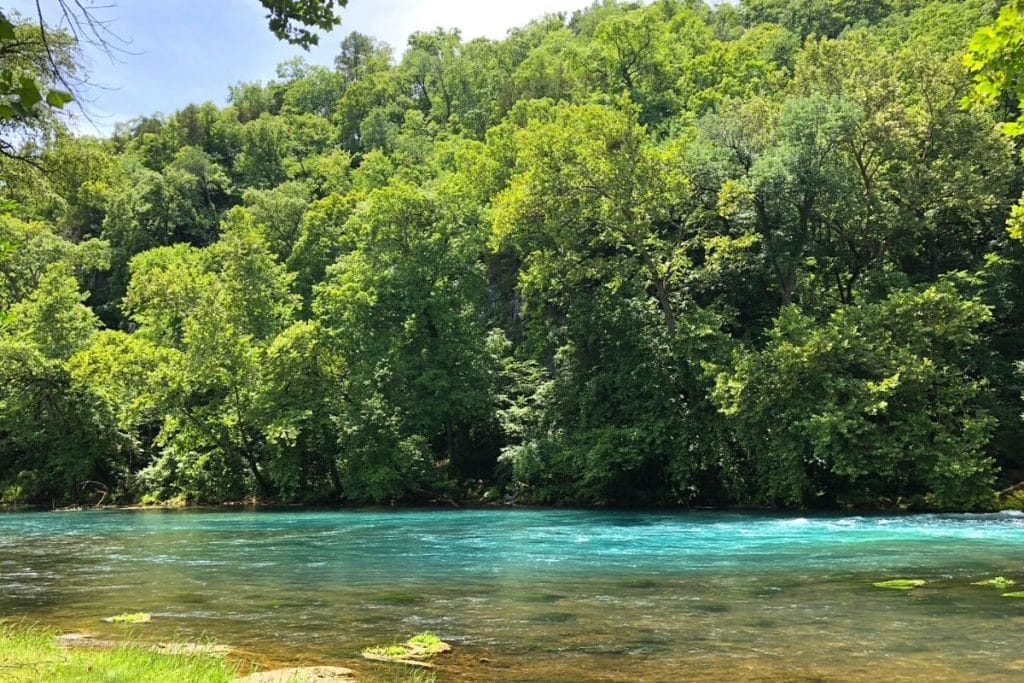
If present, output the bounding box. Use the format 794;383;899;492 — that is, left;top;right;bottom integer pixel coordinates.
0;0;1022;511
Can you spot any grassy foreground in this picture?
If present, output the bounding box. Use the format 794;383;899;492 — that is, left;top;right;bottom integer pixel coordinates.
0;622;237;682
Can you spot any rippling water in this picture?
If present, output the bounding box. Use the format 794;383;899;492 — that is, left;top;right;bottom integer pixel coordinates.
1;509;1022;681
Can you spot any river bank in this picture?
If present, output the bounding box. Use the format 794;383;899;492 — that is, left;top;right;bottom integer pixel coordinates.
5;491;1023;515
0;622;442;683
0;622;237;683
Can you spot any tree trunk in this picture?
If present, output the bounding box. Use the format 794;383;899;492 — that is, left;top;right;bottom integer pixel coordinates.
652;276;677;336
328;455;343;498
239;449;272;500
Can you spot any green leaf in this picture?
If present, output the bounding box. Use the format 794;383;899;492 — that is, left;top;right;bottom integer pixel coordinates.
0;14;15;41
17;77;41;109
45;90;73;107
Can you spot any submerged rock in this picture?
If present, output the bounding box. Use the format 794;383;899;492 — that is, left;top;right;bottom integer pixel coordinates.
235;666;356;683
154;642;232;656
360;653;436;669
972;577;1017;589
873;579;926;591
57;632;231;658
56;632;119;649
371;591;421;605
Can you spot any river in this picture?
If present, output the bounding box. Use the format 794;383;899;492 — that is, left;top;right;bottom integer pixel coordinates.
1;509;1022;681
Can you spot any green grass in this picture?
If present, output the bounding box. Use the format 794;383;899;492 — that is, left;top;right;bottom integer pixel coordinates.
0;622;237;682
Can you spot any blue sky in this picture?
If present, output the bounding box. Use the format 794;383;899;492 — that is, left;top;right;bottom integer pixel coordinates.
10;0;601;134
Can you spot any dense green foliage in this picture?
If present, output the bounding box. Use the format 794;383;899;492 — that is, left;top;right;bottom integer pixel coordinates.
1;0;1022;510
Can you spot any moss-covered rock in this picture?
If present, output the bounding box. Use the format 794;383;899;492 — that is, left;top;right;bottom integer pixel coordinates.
102;612;152;624
361;631;451;666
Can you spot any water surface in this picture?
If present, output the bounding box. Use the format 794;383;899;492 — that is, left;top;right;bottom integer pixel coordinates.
1;509;1022;681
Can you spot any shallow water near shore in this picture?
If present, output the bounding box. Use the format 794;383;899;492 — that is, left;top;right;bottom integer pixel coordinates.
1;509;1023;681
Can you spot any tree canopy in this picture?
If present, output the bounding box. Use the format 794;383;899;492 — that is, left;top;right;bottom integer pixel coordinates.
0;0;1022;511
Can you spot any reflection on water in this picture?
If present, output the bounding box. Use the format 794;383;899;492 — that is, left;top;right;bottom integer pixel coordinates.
1;509;1023;681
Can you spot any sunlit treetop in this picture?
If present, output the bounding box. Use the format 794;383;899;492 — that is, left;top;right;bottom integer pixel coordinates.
964;0;1024;135
260;0;347;48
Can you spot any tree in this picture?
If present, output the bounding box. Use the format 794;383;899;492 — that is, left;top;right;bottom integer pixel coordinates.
98;155;231;319
962;0;1024;478
402;29;466;127
260;0;346;48
0;213;108;308
335;31;393;83
676;23;797;115
586;3;709;127
287;190;357;306
0;263;125;504
740;0;895;39
1;133;119;241
698;94;861;308
242;180;311;260
118;213;300;502
794;28;1013;285
0;10;74;159
313;181;498;502
235;115;291;188
964;0;1024;137
711;283;997;510
281;64;345;118
495;101;693;335
492;101;733;504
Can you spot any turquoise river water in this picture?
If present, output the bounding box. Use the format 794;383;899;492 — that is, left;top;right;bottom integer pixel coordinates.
1;509;1023;681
